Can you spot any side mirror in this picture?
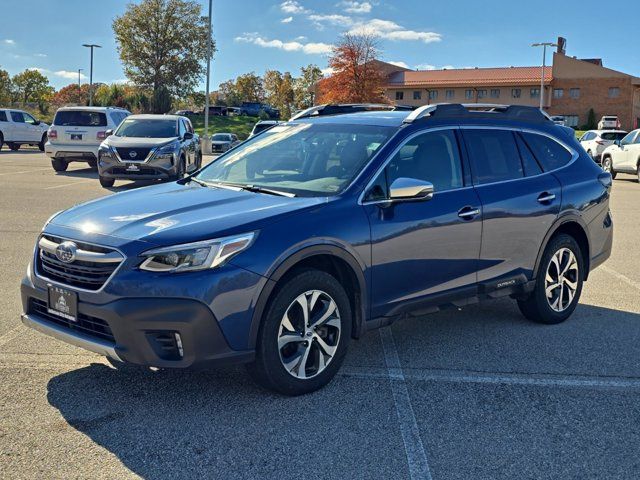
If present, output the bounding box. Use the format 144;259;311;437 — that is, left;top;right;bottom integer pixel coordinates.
105;129;114;137
388;177;434;201
183;131;194;140
34;120;41;126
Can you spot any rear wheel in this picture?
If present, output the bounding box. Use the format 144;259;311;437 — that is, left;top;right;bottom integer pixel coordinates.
51;158;68;172
0;133;4;151
38;134;46;151
246;269;352;395
517;234;583;324
99;175;115;188
8;143;19;151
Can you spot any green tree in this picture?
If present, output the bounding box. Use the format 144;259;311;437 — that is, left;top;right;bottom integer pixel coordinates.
0;68;11;105
264;70;295;118
586;108;597;130
152;85;173;113
112;0;215;112
234;72;264;103
218;79;241;106
294;64;323;109
11;69;54;112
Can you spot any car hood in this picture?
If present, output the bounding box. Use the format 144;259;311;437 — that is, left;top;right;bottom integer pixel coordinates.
48;181;325;246
106;136;179;148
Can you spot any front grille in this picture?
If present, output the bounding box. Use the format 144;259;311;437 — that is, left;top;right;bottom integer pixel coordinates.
36;234;123;291
115;147;152;161
212;144;226;152
110;166;163;176
29;298;115;343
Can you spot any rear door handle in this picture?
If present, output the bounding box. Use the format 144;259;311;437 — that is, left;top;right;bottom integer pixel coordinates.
537;192;556;204
458;206;480;220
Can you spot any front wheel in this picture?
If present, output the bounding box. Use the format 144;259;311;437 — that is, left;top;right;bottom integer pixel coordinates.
173;156;185;180
246;270;352;395
39;134;46;151
88;159;98;169
8;143;19;151
51;158;68;172
99;175;115;188
517;234;584;324
602;156;616;179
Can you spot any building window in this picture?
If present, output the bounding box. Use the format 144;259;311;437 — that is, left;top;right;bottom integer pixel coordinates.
428;90;438;100
530;88;540;98
553;89;564;99
413;91;421;100
445;89;454;99
477;89;487;99
563;115;579;127
569;88;580;98
465;89;474;100
395;91;404;101
608;87;620;98
490;89;500;98
511;88;521;98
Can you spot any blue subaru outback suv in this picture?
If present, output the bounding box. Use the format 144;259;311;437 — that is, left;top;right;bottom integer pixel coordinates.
21;103;613;395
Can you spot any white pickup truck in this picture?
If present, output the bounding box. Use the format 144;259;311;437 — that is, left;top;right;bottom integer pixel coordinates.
0;108;49;151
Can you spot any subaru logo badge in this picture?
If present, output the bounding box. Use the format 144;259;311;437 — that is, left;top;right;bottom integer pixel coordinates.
55;241;77;263
129;150;138;159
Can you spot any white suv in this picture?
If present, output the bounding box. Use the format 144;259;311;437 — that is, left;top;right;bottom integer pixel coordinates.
601;129;640;182
46;106;130;171
0;109;49;151
579;129;627;162
597;116;621;130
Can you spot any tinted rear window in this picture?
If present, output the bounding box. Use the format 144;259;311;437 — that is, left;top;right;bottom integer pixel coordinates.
464;129;523;185
521;132;573;171
54;110;107;127
601;132;626;141
0;111;6;122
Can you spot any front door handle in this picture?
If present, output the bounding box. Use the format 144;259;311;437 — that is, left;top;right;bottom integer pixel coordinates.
458;206;480;220
537;192;556;204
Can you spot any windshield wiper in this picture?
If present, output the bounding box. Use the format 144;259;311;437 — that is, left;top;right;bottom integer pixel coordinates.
202;180;295;197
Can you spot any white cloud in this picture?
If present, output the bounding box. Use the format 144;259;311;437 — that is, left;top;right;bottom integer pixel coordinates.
308;13;354;28
388;61;409;69
414;64;456;71
3;39;16;45
281;16;293;23
348;19;441;44
340;1;372;13
55;70;87;80
235;33;332;55
34;53;47;57
321;67;334;76
280;0;308;14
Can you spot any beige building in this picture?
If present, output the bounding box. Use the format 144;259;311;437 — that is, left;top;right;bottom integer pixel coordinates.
383;41;640;130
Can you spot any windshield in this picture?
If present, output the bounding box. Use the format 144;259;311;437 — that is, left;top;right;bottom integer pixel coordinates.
54;110;107;127
115;118;178;138
212;134;231;141
196;122;395;197
601;132;626;141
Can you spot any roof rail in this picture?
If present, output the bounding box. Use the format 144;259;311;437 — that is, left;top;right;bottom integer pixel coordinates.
290;103;414;121
403;103;551;124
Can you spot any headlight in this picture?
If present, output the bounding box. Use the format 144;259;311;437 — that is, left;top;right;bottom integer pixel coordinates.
153;141;179;160
98;144;114;159
139;232;256;273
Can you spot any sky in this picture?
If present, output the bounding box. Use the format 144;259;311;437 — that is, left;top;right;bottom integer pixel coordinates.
1;0;639;92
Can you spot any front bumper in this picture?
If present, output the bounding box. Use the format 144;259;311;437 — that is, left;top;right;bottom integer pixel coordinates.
98;151;178;180
21;278;255;368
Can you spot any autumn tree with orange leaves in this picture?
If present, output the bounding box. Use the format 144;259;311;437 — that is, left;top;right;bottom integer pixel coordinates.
317;33;387;104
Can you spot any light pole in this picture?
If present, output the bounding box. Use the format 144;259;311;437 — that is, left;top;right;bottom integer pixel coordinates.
77;68;83;104
203;0;213;154
82;44;102;106
531;42;558;111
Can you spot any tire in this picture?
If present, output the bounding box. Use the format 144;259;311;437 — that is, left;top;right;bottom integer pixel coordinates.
246;269;352;396
586;150;593;160
88;159;98;169
0;133;4;151
602;156;616;179
636;162;640;183
99;176;115;188
173;156;185;180
517;234;584;324
51;158;68;172
8;143;19;151
195;151;203;170
38;134;46;151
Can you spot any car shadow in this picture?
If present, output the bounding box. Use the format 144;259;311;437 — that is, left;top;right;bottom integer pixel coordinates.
55;168;98;179
46;301;640;478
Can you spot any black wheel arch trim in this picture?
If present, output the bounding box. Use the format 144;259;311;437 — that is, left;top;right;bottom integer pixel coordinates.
247;243;369;350
532;212;591;281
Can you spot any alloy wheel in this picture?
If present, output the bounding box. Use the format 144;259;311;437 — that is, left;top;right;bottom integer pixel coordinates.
277;289;341;379
602;157;611;173
545;247;579;312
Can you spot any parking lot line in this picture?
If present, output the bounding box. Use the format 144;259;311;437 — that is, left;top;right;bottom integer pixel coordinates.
600;265;640;292
0;326;24;348
0;167;52;177
44;179;94;190
379;327;432;480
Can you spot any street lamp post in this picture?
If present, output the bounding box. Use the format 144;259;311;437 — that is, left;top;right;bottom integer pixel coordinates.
77;68;83;104
82;44;102;106
203;0;213;154
531;42;558;111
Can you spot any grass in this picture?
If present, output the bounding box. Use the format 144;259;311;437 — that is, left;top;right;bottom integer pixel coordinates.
190;114;259;140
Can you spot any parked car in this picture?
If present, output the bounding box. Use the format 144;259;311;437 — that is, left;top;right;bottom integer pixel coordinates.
249;120;281;137
20;103;613;396
202;106;227;116
239;102;279;119
210;132;240;153
600;128;640;181
597;115;621;130
46;106;130;171
550;115;565;126
0;108;49;151
579;129;627;162
174;110;198;117
96;114;201;188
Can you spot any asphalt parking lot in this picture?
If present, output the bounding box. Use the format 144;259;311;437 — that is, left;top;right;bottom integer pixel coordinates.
1;149;640;480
